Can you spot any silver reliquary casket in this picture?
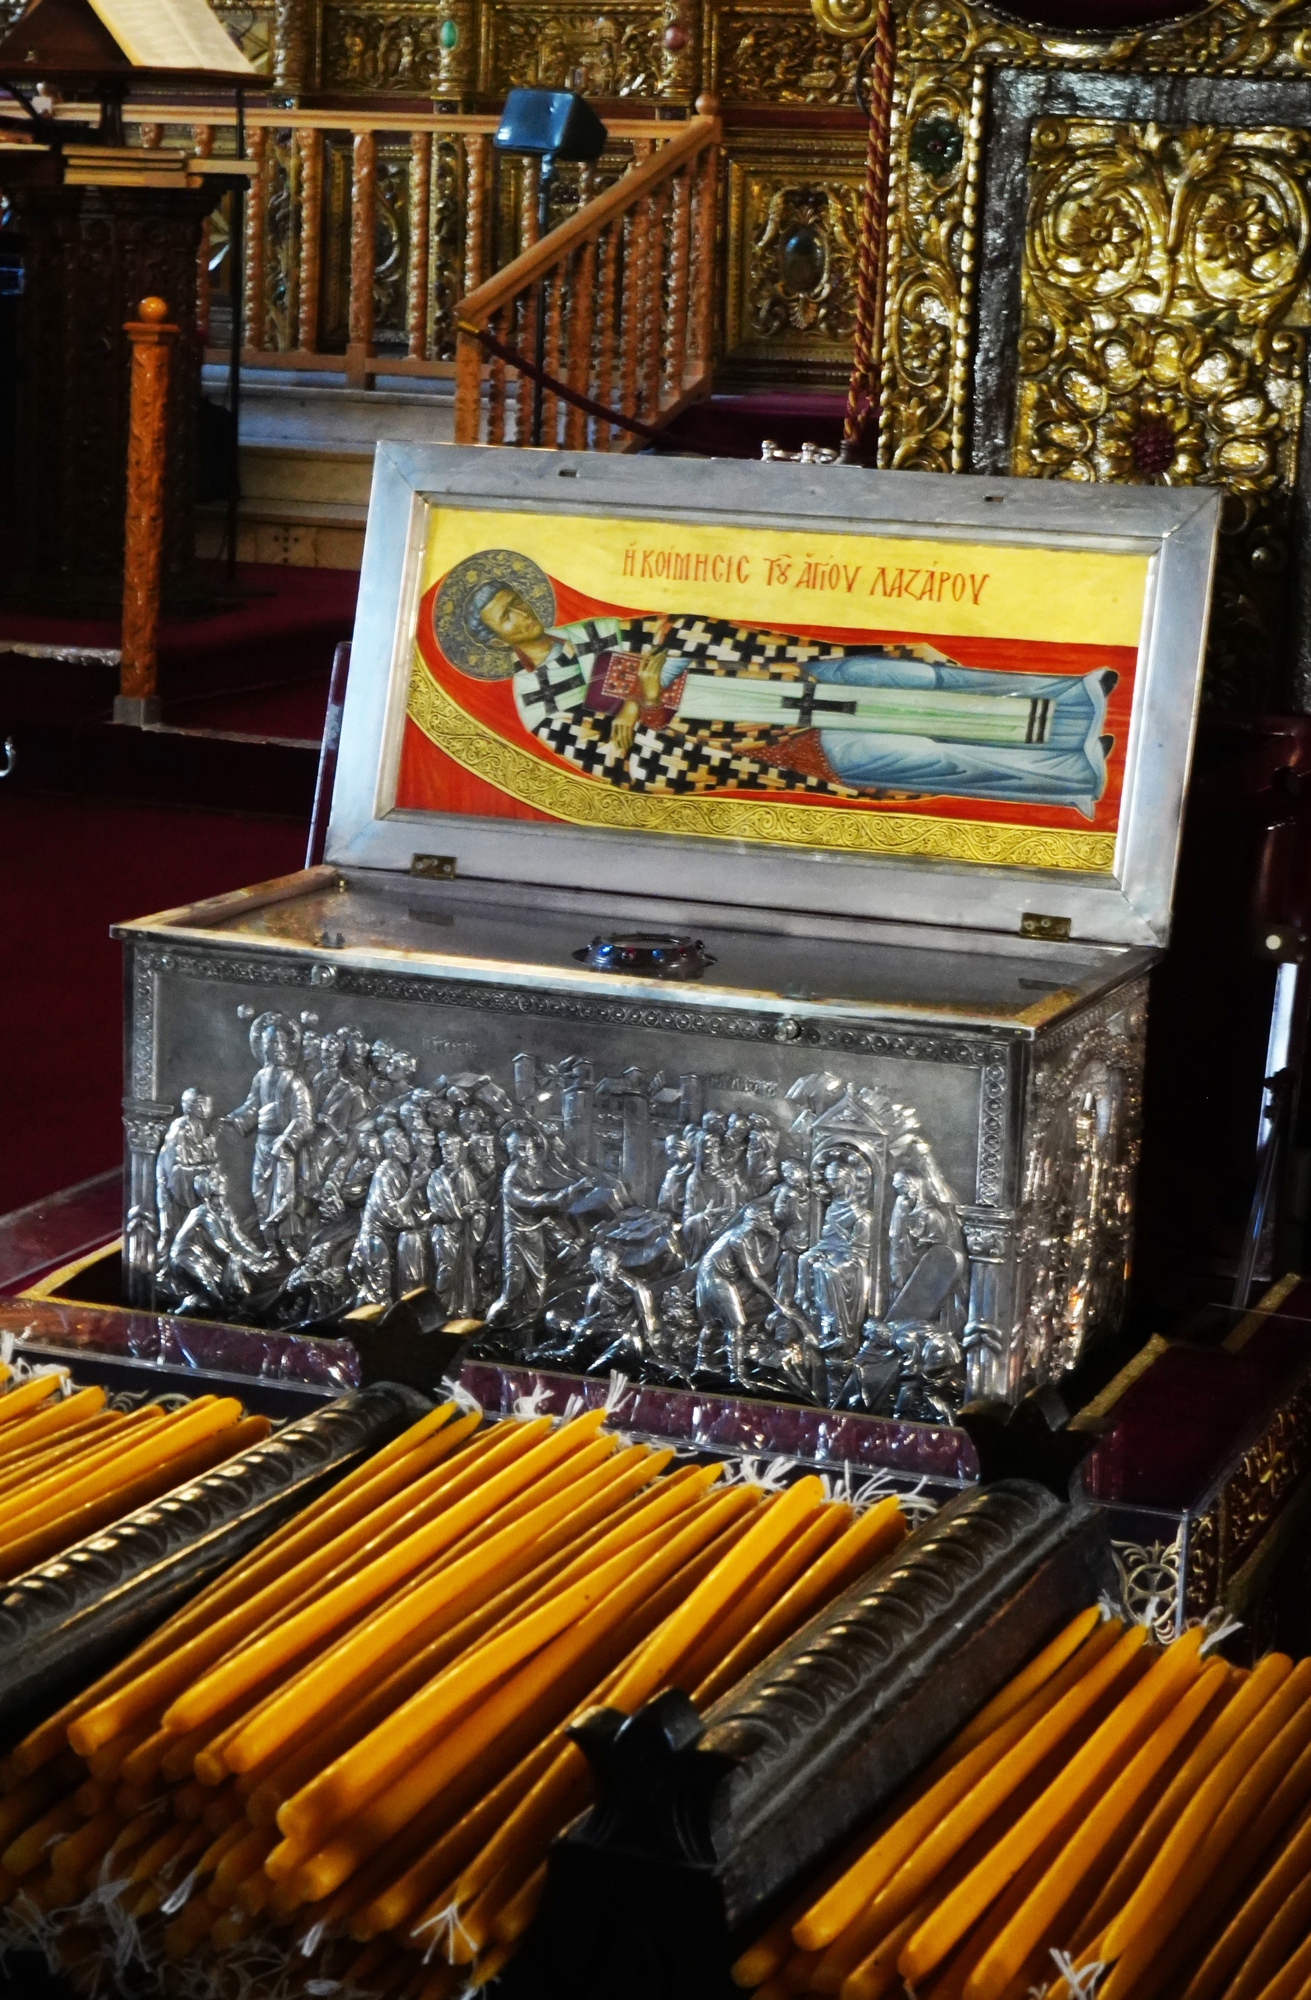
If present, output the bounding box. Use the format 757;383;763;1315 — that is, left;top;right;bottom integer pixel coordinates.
116;450;1219;1419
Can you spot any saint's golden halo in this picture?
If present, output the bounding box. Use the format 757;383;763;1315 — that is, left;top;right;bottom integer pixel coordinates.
433;549;557;679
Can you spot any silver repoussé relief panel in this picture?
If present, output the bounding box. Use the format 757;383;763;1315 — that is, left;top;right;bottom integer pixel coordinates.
123;947;1147;1418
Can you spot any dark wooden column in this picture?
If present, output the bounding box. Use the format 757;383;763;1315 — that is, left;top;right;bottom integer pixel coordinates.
1;178;221;612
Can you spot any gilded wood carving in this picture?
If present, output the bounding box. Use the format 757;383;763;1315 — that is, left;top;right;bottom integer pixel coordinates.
724;131;868;380
1012;121;1310;495
874;0;1311;706
201;0;868;103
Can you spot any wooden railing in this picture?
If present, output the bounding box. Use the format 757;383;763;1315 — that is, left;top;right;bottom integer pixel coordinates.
452;113;718;448
124;104;692;388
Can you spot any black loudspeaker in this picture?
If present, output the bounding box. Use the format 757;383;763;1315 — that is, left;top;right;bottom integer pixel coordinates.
493;87;607;163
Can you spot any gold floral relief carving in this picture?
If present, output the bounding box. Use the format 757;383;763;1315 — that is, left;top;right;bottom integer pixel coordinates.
373;148;412;341
1184;1505;1220;1623
1217;1375;1311;1579
877;64;981;470
724;146;867;372
809;0;879;40
893;0;1311;77
751;183;860;339
1013;122;1309;490
1012;119;1311;702
482;6;663;94
720;11;862;101
427;135;467;362
322;9;448;91
263;128;303;351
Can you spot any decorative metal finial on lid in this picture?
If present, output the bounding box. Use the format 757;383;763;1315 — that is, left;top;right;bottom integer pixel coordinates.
573;932;714;979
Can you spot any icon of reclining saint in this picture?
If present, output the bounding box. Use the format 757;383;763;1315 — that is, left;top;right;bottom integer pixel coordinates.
432;549;1118;815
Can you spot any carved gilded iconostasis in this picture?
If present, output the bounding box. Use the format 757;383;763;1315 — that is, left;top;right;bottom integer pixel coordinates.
871;0;1311;709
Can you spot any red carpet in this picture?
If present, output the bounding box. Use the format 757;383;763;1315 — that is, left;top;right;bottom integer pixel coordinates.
0;561;358;718
657;392;847;460
0;793;307;1215
161;674;331;741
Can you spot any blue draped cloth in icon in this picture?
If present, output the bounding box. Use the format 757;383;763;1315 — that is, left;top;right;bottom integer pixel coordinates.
802;656;1111;815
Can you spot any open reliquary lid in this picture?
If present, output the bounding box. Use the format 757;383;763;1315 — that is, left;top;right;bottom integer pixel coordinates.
326;447;1220;950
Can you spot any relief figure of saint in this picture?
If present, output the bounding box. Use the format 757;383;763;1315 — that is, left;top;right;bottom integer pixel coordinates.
223;1013;315;1258
795;1152;876;1353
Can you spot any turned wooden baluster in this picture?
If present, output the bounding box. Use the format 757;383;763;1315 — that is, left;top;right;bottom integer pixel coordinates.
192;124;214;343
515;162;541;446
462;143;490;435
453;319;482;443
453;116;719;449
347;130;376;389
118;297;177;725
243;125;268;353
465;133;488;295
644;179;667;417
408;130;431;360
564;229;597;449
621;143;652;421
139;121;162;150
595;221;620;449
666;163;691;400
689;138;716;383
541;260;564;446
298;126;324;354
487;308;507;445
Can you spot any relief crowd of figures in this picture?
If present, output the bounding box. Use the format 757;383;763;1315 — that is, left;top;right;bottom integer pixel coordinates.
147;1008;974;1419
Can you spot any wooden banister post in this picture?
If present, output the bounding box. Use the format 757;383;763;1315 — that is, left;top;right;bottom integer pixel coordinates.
690;137;716;383
454;322;483;443
116;296;177;728
448;115;721;454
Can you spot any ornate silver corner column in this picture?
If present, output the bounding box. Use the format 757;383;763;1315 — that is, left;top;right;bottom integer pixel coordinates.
122;1096;173;1306
959;1204;1018;1402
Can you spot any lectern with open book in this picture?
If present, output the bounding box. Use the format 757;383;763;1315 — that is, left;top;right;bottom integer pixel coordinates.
0;0;259;610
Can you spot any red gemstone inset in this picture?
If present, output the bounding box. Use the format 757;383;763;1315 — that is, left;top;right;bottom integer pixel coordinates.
1130;419;1175;477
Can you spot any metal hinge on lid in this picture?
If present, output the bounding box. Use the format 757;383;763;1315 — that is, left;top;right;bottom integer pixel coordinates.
411;854;457;880
1020;913;1072;942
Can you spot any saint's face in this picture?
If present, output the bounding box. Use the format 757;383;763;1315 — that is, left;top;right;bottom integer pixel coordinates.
479;588;544;647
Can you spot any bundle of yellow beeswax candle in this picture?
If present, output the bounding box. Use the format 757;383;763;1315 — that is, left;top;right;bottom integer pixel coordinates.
0;1396;910;1999
0;1365;271;1580
733;1608;1311;2000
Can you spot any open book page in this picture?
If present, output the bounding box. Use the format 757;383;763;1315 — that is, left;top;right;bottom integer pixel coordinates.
86;0;257;71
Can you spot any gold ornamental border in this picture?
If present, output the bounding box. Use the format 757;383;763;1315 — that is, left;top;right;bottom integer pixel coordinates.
406;661;1118;873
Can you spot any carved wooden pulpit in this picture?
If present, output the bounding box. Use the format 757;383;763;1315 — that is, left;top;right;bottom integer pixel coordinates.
0;0;258;611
